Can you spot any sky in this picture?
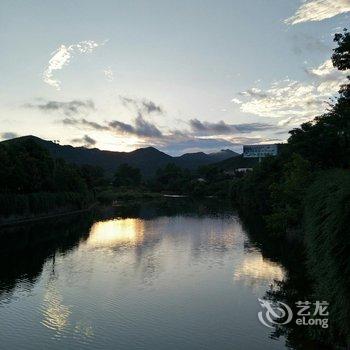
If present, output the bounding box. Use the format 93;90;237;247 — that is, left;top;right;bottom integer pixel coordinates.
1;0;350;155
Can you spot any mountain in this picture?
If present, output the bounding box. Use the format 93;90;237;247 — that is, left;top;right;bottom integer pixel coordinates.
207;149;239;162
2;136;239;178
176;149;239;169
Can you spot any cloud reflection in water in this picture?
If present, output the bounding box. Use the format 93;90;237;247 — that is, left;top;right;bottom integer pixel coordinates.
87;219;145;248
233;253;285;290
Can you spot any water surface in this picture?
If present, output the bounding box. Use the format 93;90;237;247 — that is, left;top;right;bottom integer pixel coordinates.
0;201;288;350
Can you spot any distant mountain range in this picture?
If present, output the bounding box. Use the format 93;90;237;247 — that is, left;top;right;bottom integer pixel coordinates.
2;136;239;177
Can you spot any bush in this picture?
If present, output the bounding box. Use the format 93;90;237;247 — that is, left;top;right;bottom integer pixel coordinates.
304;169;350;343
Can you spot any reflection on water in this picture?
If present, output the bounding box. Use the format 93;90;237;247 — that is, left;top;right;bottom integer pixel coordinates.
41;274;71;333
0;200;290;350
87;218;145;248
233;252;285;290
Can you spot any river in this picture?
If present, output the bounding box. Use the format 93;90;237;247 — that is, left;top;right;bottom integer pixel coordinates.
0;199;304;349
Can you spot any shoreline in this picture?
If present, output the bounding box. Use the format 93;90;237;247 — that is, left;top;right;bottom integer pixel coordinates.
0;202;98;228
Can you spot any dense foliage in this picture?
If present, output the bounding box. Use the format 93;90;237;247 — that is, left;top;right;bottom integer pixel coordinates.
304;170;350;343
113;163;142;187
0;138;103;217
147;163;234;197
231;30;350;347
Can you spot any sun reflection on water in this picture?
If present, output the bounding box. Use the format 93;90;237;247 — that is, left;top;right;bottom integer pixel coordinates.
87;218;145;248
41;277;71;333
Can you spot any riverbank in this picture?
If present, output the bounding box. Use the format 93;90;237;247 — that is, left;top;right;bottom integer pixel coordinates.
96;187;162;203
231;166;350;348
0;202;98;228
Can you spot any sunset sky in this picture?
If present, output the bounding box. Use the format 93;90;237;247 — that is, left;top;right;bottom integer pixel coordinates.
1;0;349;155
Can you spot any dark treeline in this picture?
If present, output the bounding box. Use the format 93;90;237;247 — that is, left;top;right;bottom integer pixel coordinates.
104;162;237;200
0;138;106;217
149;163;235;197
231;30;350;347
0;136;236;216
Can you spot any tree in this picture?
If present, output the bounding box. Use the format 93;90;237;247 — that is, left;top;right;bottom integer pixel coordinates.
332;29;350;71
113;163;142;187
0;139;90;194
153;163;192;193
53;159;87;193
266;154;311;234
287;29;350;169
79;164;106;189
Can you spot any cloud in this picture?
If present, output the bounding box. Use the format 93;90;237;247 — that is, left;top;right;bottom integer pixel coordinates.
161;137;237;154
238;88;269;99
71;134;96;147
62;117;108;130
233;59;348;125
45;95;282;154
24;99;95;116
59;111;280;155
43;40;105;90
119;96;164;115
190;119;233;134
231;98;242;104
228;136;280;144
159;135;280;155
60;112;163;138
235;123;278;133
285;0;350;25
0;132;18;140
189;119;277;135
306;59;347;92
103;67;114;82
108;120;135;134
109;113;163;138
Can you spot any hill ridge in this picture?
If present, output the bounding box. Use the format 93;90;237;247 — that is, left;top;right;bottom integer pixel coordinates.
1;135;239;177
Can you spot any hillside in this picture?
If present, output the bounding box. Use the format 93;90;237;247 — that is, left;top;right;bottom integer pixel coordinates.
1;136;239;178
214;154;259;170
176;149;238;169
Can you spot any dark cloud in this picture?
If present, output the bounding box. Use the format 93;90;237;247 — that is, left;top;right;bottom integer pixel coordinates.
190;119;232;133
161;137;238;155
235;123;277;133
71;134;96;147
61;112;163;138
158;133;281;155
24;99;95;116
134;114;163;137
109;114;163;138
119;96;164;115
238;88;269;99
189;119;277;135
0;132;18;140
62;118;108;130
143;100;163;114
51;105;280;154
108;120;135;134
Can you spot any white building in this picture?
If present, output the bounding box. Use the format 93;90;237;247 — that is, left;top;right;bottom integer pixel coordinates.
243;144;279;158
